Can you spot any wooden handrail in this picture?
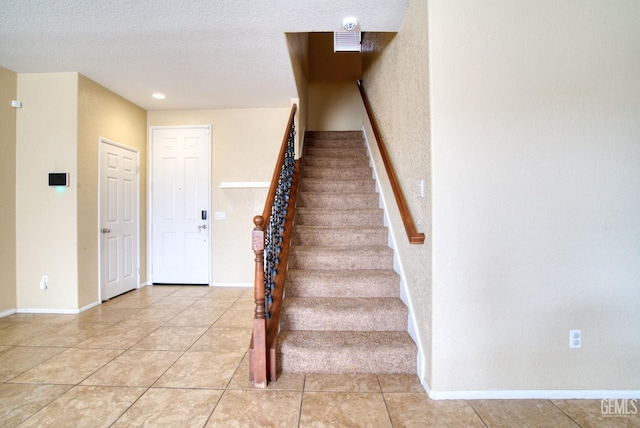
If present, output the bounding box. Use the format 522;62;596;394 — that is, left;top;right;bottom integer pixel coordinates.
357;80;425;244
249;103;298;388
261;104;298;222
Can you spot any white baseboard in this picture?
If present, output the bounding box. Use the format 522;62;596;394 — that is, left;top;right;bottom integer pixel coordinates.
17;307;82;315
79;301;101;313
427;389;640;400
0;308;17;318
210;283;252;288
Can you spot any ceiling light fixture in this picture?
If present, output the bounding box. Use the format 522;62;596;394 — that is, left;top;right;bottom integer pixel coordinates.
343;17;358;31
152;92;166;100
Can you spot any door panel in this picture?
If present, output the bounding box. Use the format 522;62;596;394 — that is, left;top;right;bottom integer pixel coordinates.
100;141;139;300
151;126;210;284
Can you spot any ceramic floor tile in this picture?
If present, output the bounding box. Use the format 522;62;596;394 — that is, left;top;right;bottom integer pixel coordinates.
0;345;10;352
76;307;140;324
0;322;56;346
154;351;243;389
9;348;122;385
0;383;73;427
112;387;222;427
227;353;305;391
18;322;112;347
75;325;155;349
18;385;145;428
189;298;237;310
378;374;425;393
189;327;251;353
300;391;392;427
0;346;66;382
9;313;78;324
552;399;640;428
132;325;208;350
305;373;381;392
169;286;213;297
117;308;182;328
212;310;254;329
206;389;302;427
207;287;248;299
163;308;226;327
469;399;580;427
148;296;199;310
385;393;485;427
82;350;182;387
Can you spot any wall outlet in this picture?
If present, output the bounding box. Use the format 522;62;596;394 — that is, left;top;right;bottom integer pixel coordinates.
569;329;581;348
418;179;425;198
40;275;48;290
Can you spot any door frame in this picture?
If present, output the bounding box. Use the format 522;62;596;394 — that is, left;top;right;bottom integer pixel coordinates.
97;137;141;301
147;125;212;285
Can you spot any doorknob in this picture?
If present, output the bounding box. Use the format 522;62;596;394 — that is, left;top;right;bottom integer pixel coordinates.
101;228;111;234
199;224;207;230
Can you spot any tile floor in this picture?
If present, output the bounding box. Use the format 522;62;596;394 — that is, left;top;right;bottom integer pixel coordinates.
0;285;638;427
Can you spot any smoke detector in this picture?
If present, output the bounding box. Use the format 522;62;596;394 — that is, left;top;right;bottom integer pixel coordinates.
342;17;358;31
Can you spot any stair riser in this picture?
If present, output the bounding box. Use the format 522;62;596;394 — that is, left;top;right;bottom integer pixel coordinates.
305;131;363;140
286;271;400;298
304;139;364;149
281;307;407;332
277;348;416;374
288;250;393;270
301;167;371;180
303;147;368;158
297;193;378;209
302;157;369;168
295;210;383;227
291;228;387;247
298;180;376;194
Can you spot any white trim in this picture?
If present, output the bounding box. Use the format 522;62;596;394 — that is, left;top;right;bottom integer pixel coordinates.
98;138;141;301
210;282;252;288
362;125;427;386
219;182;270;189
427;389;640;400
18;308;81;315
0;308;16;318
79;300;101;313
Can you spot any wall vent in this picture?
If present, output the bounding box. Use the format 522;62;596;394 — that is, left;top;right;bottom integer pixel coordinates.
334;31;361;52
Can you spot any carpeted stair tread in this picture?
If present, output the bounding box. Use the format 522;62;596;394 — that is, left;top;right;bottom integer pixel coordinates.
288;246;394;270
295;208;383;227
296;192;380;209
301;156;369;168
301;166;372;180
298;179;375;194
303;146;368;159
277;330;417;374
291;226;387;247
304;138;364;148
286;269;400;298
305;131;363;140
281;297;407;331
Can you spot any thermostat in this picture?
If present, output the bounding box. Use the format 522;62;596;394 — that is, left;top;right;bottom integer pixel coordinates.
49;173;69;187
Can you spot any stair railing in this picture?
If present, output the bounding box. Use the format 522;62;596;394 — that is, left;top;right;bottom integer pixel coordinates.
250;104;299;388
357;80;425;244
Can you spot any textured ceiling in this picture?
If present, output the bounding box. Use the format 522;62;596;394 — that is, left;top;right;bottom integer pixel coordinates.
0;0;409;110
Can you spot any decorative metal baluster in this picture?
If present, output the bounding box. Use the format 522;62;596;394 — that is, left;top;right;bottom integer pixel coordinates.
263;125;296;318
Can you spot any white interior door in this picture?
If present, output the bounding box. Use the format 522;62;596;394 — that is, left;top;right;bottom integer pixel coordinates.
100;140;139;300
151;126;210;284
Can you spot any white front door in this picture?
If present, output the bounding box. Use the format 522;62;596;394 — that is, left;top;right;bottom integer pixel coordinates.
150;126;211;284
100;140;139;300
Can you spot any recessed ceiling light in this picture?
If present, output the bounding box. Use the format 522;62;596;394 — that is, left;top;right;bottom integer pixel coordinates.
152;93;166;100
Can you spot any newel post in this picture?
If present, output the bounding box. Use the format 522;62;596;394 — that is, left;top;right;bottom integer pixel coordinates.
249;215;267;387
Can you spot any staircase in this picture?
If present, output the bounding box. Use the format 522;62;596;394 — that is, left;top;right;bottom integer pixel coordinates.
277;131;417;374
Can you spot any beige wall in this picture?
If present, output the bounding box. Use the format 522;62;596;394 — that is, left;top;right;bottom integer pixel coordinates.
308;32;363;131
16;73;79;310
147;108;290;285
361;0;431;385
0;66;17;314
429;0;640;394
77;75;147;307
